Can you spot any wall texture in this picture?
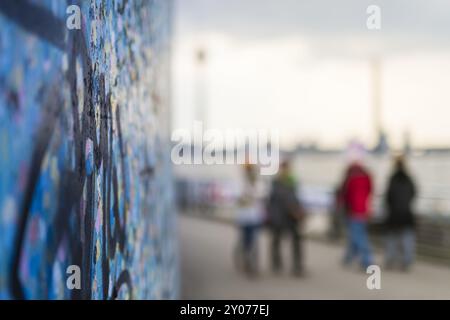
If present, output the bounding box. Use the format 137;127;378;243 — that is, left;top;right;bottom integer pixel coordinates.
0;0;177;299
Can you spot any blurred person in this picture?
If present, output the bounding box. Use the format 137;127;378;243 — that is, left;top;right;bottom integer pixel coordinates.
384;155;417;271
328;185;345;240
341;159;374;270
234;163;265;277
266;160;306;277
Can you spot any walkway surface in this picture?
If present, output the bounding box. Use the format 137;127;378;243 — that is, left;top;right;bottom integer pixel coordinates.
179;214;450;299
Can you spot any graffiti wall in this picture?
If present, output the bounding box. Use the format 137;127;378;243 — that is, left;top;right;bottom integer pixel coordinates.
0;0;177;299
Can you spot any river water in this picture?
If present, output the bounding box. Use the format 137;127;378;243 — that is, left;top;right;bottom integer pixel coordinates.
174;151;450;217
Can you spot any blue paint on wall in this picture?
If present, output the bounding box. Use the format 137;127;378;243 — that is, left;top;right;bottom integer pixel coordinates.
0;0;177;299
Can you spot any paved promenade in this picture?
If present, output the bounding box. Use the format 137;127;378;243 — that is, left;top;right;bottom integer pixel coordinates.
179;215;450;299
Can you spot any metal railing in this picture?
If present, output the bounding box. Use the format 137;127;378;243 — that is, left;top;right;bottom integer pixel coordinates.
176;178;450;265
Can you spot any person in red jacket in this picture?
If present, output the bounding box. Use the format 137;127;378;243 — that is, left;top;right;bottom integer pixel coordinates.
340;161;374;269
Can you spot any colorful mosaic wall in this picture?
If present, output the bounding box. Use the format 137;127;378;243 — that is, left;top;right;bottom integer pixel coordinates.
0;0;177;299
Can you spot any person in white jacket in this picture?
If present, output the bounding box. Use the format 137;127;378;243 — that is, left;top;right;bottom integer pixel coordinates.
234;163;265;276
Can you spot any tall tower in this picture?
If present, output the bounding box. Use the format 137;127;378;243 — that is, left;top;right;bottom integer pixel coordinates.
195;48;207;128
372;58;388;153
403;129;412;154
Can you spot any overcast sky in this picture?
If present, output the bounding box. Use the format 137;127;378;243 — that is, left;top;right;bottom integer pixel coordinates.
172;0;450;149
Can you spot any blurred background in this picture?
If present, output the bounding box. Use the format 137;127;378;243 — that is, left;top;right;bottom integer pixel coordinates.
172;0;450;299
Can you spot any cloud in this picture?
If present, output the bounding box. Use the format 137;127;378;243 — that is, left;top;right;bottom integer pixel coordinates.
175;0;450;57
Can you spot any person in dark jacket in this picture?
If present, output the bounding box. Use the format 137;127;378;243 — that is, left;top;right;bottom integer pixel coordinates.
384;155;417;271
266;160;305;276
328;185;345;241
